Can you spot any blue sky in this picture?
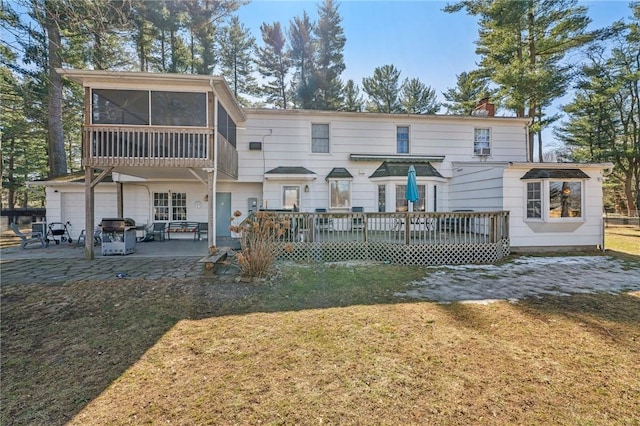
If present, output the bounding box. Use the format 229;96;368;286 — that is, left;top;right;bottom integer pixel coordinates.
237;0;632;151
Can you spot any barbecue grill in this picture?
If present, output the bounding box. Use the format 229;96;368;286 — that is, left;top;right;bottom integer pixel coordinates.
100;218;136;255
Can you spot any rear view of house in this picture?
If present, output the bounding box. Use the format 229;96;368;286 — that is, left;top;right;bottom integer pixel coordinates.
36;69;612;261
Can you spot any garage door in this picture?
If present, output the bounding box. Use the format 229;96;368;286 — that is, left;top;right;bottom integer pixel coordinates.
61;193;117;239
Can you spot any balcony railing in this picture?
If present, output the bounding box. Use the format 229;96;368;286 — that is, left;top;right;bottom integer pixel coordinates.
242;210;510;266
82;125;238;178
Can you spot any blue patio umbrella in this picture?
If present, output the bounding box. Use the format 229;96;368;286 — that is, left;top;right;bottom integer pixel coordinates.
406;165;419;211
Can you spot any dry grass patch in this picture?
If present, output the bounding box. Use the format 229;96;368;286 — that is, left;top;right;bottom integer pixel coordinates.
605;225;640;256
65;294;640;425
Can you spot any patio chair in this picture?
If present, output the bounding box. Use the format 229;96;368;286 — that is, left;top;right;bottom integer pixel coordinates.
314;208;333;231
77;228;102;246
196;222;208;241
10;223;48;250
149;222;167;242
351;207;365;231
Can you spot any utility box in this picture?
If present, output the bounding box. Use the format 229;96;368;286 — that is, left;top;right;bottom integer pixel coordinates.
248;197;258;213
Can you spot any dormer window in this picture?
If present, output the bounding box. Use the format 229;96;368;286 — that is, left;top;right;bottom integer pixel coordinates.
474;128;491;156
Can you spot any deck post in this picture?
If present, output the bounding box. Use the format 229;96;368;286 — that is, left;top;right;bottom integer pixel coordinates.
84;166;95;260
116;181;123;218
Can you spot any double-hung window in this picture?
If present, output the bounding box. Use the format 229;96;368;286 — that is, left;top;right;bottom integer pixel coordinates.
474;128;491;156
397;126;409;154
312;124;330;153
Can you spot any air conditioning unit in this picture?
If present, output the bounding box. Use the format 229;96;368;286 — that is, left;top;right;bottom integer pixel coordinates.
476;147;491;156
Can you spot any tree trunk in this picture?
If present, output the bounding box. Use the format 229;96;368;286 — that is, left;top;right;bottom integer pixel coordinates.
624;172;634;217
46;2;67;178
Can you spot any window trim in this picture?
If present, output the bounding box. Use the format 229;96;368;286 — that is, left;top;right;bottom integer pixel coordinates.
524;179;584;222
311;123;330;154
473;127;491;156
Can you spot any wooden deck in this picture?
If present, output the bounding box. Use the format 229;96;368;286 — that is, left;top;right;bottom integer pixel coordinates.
247;211;510;266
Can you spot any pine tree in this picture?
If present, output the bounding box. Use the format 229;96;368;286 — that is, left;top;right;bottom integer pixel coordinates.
341;79;364;112
445;0;596;161
442;71;494;115
219;15;258;105
557;6;640;215
399;78;440;114
289;12;316;109
362;64;402;113
313;0;346;110
257;21;291;109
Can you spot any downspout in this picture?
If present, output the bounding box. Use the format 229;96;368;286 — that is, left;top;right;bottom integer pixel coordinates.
524;121;531;163
210;79;218;246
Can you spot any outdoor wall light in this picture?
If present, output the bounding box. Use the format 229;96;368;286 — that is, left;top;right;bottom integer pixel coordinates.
304;185;310;192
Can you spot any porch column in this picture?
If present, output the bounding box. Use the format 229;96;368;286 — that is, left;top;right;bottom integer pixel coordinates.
207;169;214;247
85;166;95;260
116;182;124;217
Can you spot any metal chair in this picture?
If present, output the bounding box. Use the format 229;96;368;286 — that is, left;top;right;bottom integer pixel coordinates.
149;222;166;241
10;223;47;250
351;207;365;231
196;222;208;241
77;228;102;246
314;208;333;231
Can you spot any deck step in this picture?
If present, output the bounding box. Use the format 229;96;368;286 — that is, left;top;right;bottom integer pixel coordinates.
198;247;231;271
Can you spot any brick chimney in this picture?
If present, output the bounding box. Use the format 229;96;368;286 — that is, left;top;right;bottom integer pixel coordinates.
473;98;495;117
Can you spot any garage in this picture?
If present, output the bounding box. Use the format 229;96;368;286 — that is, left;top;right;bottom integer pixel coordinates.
61;192;118;240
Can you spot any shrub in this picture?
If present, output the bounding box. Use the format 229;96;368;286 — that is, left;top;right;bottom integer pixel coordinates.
229;211;290;279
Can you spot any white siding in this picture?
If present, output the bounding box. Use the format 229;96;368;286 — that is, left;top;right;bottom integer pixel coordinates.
449;164;506;211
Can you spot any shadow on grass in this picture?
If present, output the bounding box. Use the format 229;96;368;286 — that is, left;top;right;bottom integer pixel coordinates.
1;259;639;425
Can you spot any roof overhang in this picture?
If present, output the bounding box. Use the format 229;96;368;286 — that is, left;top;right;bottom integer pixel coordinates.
264;166;317;181
56;68;246;123
520;168;590;180
351;154;445;162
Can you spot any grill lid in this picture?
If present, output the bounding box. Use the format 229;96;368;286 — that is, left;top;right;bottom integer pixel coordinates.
100;218;136;231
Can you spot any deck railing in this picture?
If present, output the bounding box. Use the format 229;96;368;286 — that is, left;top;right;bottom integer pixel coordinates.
242;210;510;266
82;125;237;177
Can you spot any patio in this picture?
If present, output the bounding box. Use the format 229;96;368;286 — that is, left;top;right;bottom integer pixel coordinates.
0;236;239;260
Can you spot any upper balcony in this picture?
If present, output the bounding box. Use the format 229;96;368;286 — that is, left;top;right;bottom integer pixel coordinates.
57;69;246;180
83;125;238;179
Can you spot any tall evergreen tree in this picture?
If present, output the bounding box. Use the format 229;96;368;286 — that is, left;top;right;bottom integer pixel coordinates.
399;78;440;114
362;64;402;113
257;21;291;109
1;67;48;207
445;0;596;161
341;79;364;112
219;15;258;105
442;70;494;115
312;0;346;110
184;0;243;75
289;12;316;109
556;7;640;215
